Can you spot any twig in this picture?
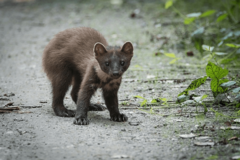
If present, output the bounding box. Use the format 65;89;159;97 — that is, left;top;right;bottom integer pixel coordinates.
20;105;42;108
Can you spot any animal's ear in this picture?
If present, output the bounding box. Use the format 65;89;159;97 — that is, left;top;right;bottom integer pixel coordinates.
121;42;133;55
94;42;107;57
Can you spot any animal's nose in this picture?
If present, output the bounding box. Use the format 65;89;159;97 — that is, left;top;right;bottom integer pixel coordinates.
113;71;119;76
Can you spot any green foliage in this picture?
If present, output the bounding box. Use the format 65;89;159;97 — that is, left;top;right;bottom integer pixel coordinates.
164;53;180;64
206;61;228;79
134;95;147;107
165;0;173;9
164;0;240;115
226;43;240;48
178;76;207;96
134;96;168;107
216;13;228;22
200;10;216;18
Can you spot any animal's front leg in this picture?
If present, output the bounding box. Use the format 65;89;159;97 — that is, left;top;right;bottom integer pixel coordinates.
102;88;128;122
74;86;95;125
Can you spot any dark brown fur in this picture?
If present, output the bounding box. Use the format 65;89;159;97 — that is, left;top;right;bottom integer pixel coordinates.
42;27;133;125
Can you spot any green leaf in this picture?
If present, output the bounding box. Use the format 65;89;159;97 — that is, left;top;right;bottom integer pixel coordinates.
169;59;177;64
206;61;228;79
140;99;147;107
164;53;176;58
177;95;190;103
165;0;173;9
232;87;240;93
226;43;240;48
220;81;236;88
217;13;228;22
184;17;195;25
235;94;240;101
151;99;157;103
191;27;204;37
202;45;214;51
219;58;235;64
187;12;201;17
178;76;207;96
193;94;208;103
218;41;223;47
200;10;216;18
215;52;228;56
211;79;228;97
159;98;168;105
134;95;145;99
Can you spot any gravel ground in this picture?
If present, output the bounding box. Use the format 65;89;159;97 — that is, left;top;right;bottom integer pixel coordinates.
0;1;240;160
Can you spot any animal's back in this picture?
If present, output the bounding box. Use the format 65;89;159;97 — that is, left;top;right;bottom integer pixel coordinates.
42;27;108;79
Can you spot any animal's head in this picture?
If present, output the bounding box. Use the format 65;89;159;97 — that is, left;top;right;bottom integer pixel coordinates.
94;42;134;79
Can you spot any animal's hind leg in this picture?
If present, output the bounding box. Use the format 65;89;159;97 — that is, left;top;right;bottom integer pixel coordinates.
52;70;75;117
71;72;82;104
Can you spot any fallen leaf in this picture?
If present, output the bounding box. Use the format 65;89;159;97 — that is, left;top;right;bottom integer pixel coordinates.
228;136;238;141
234;118;240;123
232;155;240;160
220;126;240;130
129;121;140;126
186;51;194;56
179;133;196;138
194;141;214;146
112;154;129;159
224;121;232;126
195;136;211;141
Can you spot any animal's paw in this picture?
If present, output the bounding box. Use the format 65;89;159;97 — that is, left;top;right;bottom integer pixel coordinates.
54;107;75;117
89;103;106;111
73;117;89;125
110;113;128;122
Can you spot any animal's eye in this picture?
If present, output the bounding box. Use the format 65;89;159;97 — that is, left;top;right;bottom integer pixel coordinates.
120;61;125;66
105;62;109;66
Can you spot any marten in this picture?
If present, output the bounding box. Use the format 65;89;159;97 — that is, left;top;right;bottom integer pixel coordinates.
42;27;134;125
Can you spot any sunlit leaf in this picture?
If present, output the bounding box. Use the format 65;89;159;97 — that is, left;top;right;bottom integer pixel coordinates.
218;41;223;47
222;32;233;40
169;59;177;64
187;12;201;17
140;99;147;107
234;31;240;37
235;94;240;101
164;53;176;58
206;61;228;79
215;52;227;56
134;95;145;99
232;87;240;93
184;17;195;25
178;76;207;96
177;95;190;103
220;81;236;88
151;99;157;103
193;94;208;103
202;45;214;52
202;54;213;62
191;27;204;36
200;10;216;17
165;0;173;9
226;43;240;48
217;13;228;22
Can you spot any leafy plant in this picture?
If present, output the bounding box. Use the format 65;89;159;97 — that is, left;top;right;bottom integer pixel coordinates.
164;53;181;64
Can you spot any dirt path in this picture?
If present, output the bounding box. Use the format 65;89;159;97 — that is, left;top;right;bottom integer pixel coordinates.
0;1;239;160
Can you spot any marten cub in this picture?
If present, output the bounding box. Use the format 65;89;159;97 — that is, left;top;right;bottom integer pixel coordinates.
42;27;133;125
